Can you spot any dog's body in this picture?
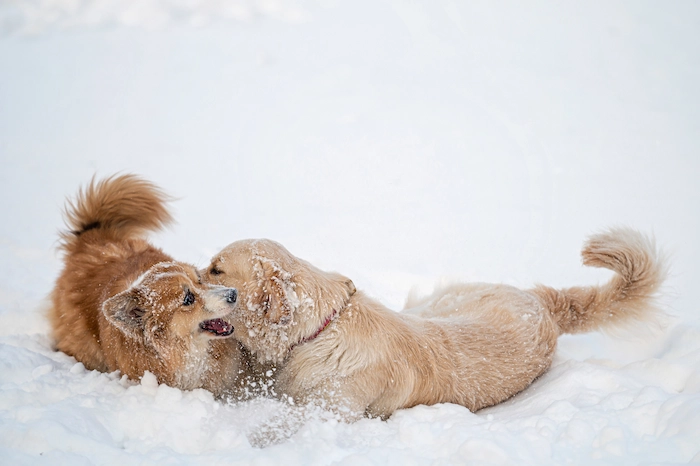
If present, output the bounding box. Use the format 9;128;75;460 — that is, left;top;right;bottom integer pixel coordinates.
49;175;243;395
280;284;559;416
204;228;665;425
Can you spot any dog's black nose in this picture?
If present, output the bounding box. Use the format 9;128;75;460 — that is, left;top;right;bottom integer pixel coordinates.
225;288;238;304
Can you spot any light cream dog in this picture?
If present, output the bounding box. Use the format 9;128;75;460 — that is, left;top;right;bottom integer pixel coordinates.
49;174;246;396
202;229;665;436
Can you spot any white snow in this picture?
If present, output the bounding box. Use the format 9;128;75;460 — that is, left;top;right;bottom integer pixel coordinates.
1;0;699;464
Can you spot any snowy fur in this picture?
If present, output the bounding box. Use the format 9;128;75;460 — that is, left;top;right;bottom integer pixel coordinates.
204;229;665;444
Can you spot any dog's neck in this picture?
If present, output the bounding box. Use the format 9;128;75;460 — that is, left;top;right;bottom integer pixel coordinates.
290;308;339;352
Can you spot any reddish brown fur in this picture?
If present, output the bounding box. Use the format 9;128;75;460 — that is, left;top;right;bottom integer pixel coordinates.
49;174;244;396
204;228;665;444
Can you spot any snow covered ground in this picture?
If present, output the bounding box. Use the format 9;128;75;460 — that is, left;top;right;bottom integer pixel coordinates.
1;1;699;464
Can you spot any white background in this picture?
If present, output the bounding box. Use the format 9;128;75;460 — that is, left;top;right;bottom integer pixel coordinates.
1;1;699;464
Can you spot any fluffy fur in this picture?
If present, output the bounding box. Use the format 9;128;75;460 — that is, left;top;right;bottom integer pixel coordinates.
203;228;665;426
49;174;243;395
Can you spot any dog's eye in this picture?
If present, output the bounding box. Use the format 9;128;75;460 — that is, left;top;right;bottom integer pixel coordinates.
183;290;195;306
210;267;224;276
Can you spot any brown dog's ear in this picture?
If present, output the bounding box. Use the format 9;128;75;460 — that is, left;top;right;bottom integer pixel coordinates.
102;290;146;338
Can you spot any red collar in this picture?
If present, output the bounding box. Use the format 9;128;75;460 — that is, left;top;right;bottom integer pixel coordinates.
291;308;338;351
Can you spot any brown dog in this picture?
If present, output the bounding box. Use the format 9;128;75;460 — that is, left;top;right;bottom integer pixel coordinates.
49;174;243;396
202;228;665;441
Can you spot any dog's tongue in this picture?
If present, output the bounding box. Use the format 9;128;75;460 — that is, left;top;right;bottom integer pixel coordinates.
200;318;234;337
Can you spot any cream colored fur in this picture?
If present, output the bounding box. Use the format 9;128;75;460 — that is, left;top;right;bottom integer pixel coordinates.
203;229;665;440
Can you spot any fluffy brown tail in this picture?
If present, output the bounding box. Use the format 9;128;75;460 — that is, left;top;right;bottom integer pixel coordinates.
533;228;666;335
59;174;173;253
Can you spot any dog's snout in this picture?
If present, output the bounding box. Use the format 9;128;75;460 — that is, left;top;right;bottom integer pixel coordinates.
225;288;237;304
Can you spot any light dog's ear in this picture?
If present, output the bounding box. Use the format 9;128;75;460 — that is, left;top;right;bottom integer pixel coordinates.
103;290;146;338
264;276;293;325
257;260;294;326
345;278;357;296
327;272;356;299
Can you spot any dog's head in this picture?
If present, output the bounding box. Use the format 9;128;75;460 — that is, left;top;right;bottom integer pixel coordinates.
201;239;356;363
102;262;238;354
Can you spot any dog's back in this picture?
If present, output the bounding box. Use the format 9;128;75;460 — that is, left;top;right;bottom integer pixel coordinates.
50;175;174;371
391;228;666;411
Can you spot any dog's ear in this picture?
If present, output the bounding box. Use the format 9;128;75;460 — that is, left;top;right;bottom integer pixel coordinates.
344;278;356;296
257;260;294;326
263;274;293;326
102;290;146;338
327;272;356;299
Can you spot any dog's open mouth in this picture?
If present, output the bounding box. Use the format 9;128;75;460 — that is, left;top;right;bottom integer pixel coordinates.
199;318;234;337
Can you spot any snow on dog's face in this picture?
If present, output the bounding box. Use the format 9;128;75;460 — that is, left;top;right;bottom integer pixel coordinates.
102;262;238;354
201;239;356;363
